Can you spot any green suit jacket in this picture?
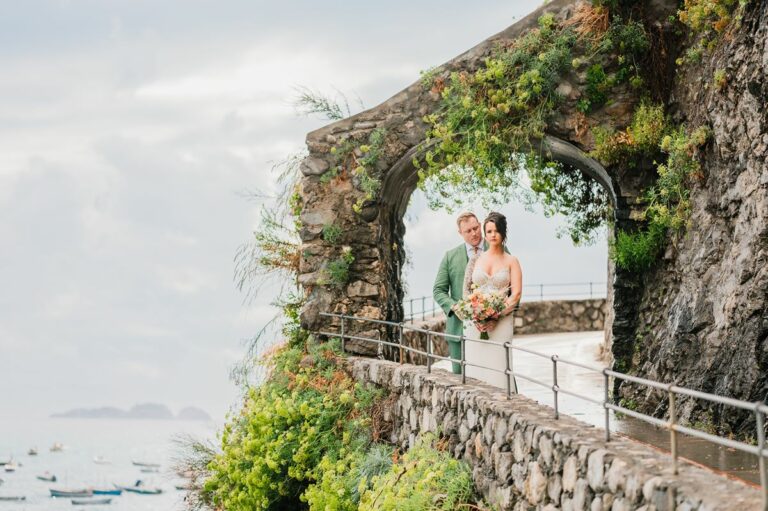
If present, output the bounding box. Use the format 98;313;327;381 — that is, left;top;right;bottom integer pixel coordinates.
433;244;471;342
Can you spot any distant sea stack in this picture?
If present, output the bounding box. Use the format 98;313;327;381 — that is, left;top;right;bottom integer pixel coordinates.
127;403;174;420
51;403;211;420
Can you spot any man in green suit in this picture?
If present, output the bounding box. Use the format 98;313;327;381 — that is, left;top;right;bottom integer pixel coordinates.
433;212;484;374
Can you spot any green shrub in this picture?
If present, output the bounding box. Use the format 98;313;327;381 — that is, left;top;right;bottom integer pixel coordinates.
713;68;727;90
203;340;383;511
359;434;476;511
321;223;343;245
591;102;667;165
585;63;609;109
322;247;355;288
611;221;666;271
612;125;710;271
302;444;393;510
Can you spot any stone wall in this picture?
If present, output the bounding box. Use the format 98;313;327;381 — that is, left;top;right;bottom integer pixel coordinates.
347;357;761;510
515;299;607;335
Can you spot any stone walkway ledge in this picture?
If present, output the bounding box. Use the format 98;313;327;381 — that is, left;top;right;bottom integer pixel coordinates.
346;357;762;511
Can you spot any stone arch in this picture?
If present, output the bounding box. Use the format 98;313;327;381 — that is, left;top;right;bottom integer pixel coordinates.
297;0;670;361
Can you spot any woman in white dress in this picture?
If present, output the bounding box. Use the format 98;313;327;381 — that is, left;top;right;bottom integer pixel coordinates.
461;212;523;392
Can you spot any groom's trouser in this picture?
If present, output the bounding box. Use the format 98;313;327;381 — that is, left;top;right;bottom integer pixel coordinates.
447;339;462;374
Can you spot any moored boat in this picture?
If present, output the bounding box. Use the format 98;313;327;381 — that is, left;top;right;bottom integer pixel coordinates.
131;460;160;468
115;483;162;495
3;461;19;473
50;488;93;498
125;487;162;495
50;442;64;452
37;472;57;482
28;448;38;456
0;496;26;501
72;498;112;505
92;488;121;495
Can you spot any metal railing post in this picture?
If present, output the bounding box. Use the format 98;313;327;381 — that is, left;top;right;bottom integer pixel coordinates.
461;335;467;384
669;386;678;475
590;282;593;298
409;299;414;323
426;332;432;374
603;369;610;441
432;297;436;318
755;406;767;510
422;296;426;321
505;342;512;399
376;325;383;359
340;316;346;353
540;284;544;301
552;355;559;419
398;323;404;364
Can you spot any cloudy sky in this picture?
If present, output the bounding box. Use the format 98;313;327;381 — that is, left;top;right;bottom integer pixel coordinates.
0;0;606;422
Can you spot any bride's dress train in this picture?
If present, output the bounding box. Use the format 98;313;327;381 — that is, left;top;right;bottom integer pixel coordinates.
463;266;518;393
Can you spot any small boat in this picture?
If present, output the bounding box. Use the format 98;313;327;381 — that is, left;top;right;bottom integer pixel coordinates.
50;443;64;452
131;460;160;468
28;448;38;456
37;472;57;482
0;496;26;501
4;461;18;473
175;483;193;490
124;486;162;495
92;488;121;496
140;467;159;473
93;456;111;465
50;488;93;498
72;498;112;505
115;481;162;495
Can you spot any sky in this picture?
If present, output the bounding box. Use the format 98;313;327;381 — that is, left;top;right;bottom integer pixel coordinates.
0;0;606;423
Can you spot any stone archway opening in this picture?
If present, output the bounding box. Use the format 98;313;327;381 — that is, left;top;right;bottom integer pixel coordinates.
382;136;619;361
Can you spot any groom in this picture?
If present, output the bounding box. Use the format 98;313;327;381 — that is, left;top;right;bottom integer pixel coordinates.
433;212;484;374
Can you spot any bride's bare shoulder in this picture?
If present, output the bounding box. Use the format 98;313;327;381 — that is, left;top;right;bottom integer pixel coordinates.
504;254;521;266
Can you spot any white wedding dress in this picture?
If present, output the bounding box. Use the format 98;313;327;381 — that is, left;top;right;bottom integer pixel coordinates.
463;263;518;393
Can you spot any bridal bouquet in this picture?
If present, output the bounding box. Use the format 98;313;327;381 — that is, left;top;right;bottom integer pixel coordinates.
452;289;507;340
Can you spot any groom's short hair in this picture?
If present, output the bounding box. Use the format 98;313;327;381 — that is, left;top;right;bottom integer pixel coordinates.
456;211;478;228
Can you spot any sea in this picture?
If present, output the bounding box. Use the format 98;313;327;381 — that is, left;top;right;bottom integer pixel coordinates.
0;418;218;511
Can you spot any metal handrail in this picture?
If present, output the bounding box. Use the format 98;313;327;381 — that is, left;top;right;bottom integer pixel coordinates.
318;311;768;508
405;281;608;322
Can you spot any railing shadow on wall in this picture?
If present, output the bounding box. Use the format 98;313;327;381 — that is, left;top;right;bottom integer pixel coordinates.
403;281;607;322
318;312;768;509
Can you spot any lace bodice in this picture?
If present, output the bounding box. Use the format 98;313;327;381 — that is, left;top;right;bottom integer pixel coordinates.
471;267;510;295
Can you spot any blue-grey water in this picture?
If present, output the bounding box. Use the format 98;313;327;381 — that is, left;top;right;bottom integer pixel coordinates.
0;418;217;510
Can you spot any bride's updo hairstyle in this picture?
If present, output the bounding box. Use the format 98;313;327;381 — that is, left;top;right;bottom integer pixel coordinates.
483;212;507;243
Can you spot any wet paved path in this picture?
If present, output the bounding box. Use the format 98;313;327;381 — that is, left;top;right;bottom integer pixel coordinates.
436;330;761;486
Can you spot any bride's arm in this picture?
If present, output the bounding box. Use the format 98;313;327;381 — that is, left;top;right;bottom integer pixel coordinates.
502;256;522;315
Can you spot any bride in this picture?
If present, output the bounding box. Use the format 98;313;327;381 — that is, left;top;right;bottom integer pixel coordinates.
461;212;522;392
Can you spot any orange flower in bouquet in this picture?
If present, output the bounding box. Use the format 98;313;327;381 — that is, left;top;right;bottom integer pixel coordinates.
452;289;507;340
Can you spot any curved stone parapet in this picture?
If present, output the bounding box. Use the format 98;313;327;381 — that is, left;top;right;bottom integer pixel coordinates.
347;357;761;510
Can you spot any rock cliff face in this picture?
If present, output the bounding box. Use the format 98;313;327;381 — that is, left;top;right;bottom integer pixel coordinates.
619;1;768;432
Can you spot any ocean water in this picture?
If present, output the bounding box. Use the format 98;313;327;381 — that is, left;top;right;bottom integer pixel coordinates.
0;418;217;511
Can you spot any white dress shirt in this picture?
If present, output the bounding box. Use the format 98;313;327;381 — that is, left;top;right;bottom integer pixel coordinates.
465;242;483;259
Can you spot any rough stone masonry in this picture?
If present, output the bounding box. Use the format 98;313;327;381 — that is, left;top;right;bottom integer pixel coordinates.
347;357;762;511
